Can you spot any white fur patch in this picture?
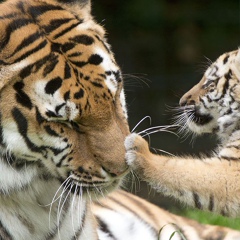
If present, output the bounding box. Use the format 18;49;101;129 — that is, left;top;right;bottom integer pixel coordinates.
124;133;138;165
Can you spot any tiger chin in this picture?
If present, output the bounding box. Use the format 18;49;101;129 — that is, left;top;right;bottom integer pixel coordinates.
126;49;240;217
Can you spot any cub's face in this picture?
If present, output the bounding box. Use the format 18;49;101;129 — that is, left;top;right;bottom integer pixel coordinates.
0;0;129;193
179;49;240;139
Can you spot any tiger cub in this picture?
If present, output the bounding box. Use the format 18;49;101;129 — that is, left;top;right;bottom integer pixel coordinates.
125;49;240;217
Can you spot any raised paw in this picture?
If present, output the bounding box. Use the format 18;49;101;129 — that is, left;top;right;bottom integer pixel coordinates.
124;133;151;170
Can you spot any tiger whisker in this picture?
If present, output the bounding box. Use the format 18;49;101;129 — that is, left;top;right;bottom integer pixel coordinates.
57;181;73;238
77;184;83;227
131;115;152;133
141;129;179;138
151;147;176;157
48;177;71;229
71;183;78;238
122;73;150;88
137;124;180;135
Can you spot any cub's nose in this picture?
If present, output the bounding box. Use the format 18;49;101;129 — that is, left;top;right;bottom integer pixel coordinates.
179;94;195;107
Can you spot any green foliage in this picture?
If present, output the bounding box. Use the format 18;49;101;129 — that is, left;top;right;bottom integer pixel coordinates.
181;209;240;230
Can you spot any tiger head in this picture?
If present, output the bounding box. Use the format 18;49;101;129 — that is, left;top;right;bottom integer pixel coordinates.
0;0;129;194
179;49;240;141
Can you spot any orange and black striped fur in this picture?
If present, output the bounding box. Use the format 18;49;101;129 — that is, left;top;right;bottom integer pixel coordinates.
126;49;240;218
0;0;239;239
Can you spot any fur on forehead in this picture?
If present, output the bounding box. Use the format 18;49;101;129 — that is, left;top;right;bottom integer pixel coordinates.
42;0;92;14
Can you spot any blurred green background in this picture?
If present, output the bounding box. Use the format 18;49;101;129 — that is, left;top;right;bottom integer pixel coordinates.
93;0;240;228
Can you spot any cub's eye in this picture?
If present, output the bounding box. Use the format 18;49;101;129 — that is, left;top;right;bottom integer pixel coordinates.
203;80;215;90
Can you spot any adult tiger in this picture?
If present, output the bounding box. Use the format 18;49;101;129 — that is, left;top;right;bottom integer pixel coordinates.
125;49;240;218
0;0;239;239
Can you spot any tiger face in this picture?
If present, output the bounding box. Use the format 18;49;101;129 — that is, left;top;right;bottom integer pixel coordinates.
0;0;129;194
179;49;240;140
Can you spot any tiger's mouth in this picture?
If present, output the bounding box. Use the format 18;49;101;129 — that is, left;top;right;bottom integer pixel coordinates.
62;178;120;195
186;106;213;125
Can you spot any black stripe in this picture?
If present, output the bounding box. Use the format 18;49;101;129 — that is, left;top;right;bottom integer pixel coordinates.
45;77;63;95
43;54;59;77
193;192;202;209
28;4;64;19
95;216;117;240
7;31;42;59
13;81;33;110
223;55;229;64
0;18;34;50
19;54;53;79
0;219;13;240
64;62;71;79
56;153;69;167
64;91;70;101
0;13;17;20
12;39;48;63
44;125;60;137
43;18;74;34
53;21;82;39
70;34;94;45
91;81;104;88
71;60;87;67
61;42;76;52
221;155;239;161
35;107;46;125
209;194;214;211
12;108;42;153
74;89;84;99
55;103;66;114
